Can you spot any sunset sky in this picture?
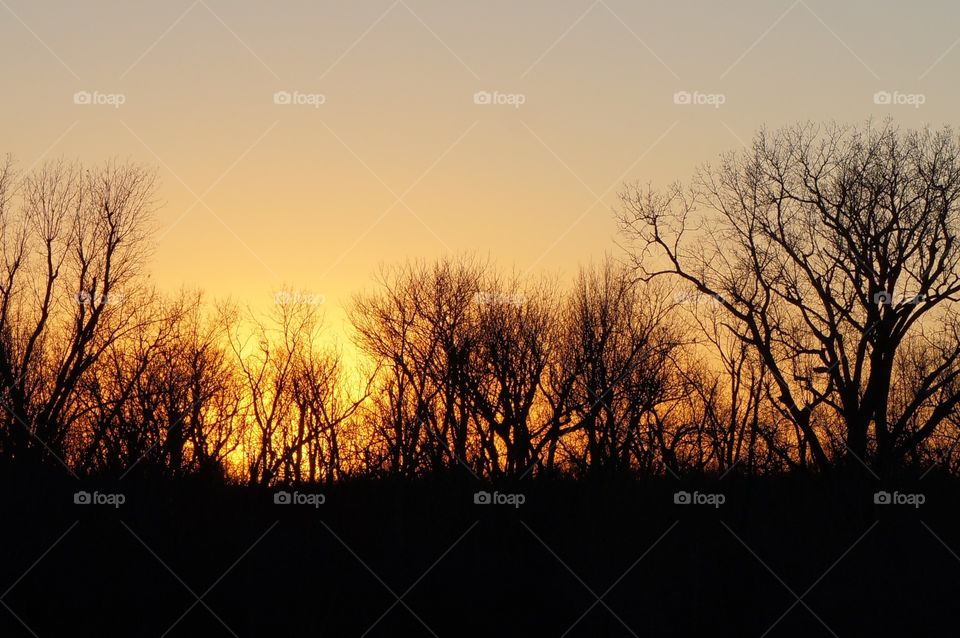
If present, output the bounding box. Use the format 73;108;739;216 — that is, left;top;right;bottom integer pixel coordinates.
3;0;958;344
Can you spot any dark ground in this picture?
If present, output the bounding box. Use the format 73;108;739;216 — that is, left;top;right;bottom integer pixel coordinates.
1;468;957;637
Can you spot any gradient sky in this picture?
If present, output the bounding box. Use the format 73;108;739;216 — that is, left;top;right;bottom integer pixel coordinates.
3;0;959;343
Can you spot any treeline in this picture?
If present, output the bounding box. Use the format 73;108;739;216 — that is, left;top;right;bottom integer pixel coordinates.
3;121;960;483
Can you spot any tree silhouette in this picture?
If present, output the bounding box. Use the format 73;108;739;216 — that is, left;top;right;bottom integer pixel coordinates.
619;121;960;474
3;125;959;482
0;158;156;469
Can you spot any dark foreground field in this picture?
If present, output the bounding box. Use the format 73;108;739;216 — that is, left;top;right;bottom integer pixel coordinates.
2;469;957;637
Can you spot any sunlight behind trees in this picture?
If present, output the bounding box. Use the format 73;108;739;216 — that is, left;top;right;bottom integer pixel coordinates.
3;121;960;483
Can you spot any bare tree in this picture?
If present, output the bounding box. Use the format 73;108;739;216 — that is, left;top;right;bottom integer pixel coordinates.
352;257;485;476
619;121;960;474
469;274;556;477
231;291;359;486
289;341;369;485
668;297;781;474
559;259;680;476
0;158;157;468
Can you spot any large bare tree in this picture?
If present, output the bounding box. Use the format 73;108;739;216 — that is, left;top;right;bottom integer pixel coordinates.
619;121;960;474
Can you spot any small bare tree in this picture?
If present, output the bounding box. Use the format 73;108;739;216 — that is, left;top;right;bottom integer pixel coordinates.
469;273;557;477
352;257;486;476
552;258;680;476
0;158;157;468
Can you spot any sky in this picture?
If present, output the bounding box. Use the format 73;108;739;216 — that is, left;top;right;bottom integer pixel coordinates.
2;0;959;345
